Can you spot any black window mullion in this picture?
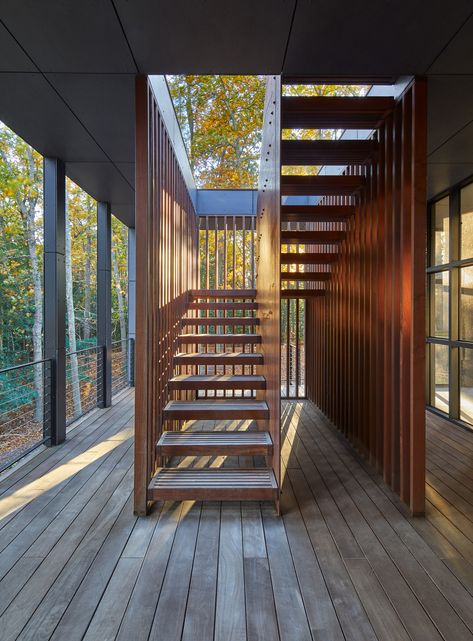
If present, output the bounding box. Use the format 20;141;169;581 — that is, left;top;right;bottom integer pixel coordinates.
450;188;460;420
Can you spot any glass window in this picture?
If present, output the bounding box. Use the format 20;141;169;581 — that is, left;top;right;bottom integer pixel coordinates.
460;266;473;341
430;271;449;338
460;348;473;425
431;343;449;413
461;183;473;259
432;196;449;265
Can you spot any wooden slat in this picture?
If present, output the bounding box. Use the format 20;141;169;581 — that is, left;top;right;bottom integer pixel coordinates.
281;139;378;166
190;289;256;298
173;352;263;366
178;333;261;345
181;316;260;327
168;374;266;391
156;431;273;456
281;271;331;281
281;205;355;222
281;230;346;243
281;252;338;264
281;96;395;129
163;400;269;421
148;468;278;502
188;301;257;310
281;174;366;196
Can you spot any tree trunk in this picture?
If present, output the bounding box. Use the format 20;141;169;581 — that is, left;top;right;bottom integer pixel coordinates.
83;232;91;340
17;148;43;423
112;237;127;370
65;205;82;418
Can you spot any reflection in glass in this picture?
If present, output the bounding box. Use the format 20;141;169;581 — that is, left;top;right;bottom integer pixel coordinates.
431;343;449;413
461;183;473;259
432;196;449;265
461;266;473;341
430;271;449;338
461;348;473;425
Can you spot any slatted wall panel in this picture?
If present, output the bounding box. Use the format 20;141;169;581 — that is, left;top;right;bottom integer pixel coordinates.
134;76;199;514
306;79;427;515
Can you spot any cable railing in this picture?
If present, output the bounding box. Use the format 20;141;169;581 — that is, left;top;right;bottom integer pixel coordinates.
0;358;52;473
112;339;131;397
66;345;103;425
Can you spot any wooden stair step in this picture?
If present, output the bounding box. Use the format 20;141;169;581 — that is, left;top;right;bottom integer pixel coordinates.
281;289;325;297
190;289;256;299
148;468;278;501
281;175;365;196
281;230;346;243
163;400;269;420
189;301;257;311
182;317;260;327
178;333;261;345
281;95;394;129
281;271;331;281
169;374;266;390
281;252;338;264
281;205;355;222
281;139;378;166
156;430;273;456
174;352;263;366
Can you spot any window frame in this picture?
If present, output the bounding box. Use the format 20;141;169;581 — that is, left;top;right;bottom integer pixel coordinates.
427;177;473;428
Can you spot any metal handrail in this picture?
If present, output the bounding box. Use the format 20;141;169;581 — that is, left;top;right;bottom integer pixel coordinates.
0;358;52;376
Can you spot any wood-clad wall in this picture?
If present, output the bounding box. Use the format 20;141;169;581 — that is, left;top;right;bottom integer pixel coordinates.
256;76;281;496
306;79;427;515
134;76;199;515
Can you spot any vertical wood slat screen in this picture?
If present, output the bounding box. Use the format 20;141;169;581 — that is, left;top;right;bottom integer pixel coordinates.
306;79;427;515
197;214;257;399
134;76;199;515
256;76;281;496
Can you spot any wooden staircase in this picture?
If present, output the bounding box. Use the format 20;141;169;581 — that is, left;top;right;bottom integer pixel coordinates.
280;80;394;295
148;289;279;507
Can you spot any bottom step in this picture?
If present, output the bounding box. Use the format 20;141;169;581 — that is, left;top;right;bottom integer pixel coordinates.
148;468;278;501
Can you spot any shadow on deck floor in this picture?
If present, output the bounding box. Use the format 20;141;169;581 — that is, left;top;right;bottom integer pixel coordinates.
0;389;472;641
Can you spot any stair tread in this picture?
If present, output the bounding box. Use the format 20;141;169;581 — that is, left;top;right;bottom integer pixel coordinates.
281;139;378;166
179;333;260;339
281;205;355;222
175;351;263;360
158;430;271;443
189;302;257;309
281;95;394;128
164;399;268;410
163;399;269;420
281;230;346;242
190;289;256;298
281;271;331;281
281;289;325;297
281;174;365;196
148;468;278;502
281;252;338;264
182;317;260;325
169;374;266;390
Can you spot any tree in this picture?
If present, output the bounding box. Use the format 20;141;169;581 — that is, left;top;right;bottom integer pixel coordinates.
0;124;43;419
167;75;265;188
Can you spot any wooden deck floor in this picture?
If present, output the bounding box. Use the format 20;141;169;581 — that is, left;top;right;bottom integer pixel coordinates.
1;391;473;640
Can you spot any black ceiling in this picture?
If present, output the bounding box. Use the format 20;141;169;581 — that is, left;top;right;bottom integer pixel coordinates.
1;0;473;225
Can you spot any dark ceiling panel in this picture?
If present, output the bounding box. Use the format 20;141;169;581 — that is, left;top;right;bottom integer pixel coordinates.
428;122;473;165
428;77;473;153
428;162;473;198
114;0;295;73
66;161;134;226
0;22;36;71
0;0;136;73
284;1;473;77
45;73;135;163
428;14;473;74
0;73;108;161
115;162;135;187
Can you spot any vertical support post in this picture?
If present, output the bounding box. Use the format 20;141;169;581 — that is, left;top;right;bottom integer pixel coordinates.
97;201;112;408
43;158;66;445
128;228;136;387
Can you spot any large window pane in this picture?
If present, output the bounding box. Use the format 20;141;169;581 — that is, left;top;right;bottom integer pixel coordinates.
431;343;449;413
461;348;473;425
460;266;473;341
432;196;449;265
430;271;449;338
461;183;473;259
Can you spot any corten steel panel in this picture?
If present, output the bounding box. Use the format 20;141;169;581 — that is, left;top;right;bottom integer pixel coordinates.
256;76;281;506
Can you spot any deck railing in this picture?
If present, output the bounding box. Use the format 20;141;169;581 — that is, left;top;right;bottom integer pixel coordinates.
0;358;53;472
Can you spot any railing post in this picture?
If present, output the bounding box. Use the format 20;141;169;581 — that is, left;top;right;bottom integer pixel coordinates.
43;158;66;446
97;201;112;408
128;228;136;387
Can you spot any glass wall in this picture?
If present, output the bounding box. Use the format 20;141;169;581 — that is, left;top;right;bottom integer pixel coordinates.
427;180;473;428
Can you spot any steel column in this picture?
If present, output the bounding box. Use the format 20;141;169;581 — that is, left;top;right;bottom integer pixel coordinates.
97;201;112;408
43;158;66;445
